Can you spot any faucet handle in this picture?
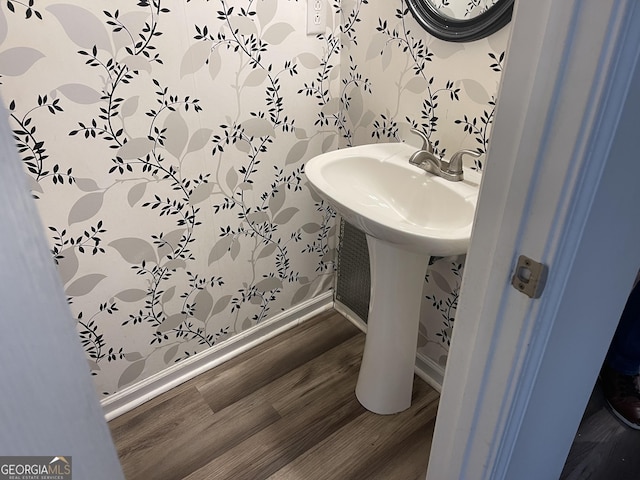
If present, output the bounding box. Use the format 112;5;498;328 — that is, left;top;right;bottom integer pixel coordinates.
410;128;433;153
449;149;482;174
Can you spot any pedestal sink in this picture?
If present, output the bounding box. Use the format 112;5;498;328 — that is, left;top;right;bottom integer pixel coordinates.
305;142;480;414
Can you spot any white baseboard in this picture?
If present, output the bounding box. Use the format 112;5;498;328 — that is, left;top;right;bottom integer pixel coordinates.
101;291;334;421
333;300;367;333
415;353;444;393
334;300;445;393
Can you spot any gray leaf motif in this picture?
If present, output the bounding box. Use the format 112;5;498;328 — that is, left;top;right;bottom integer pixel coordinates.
273;207;299;225
228;15;257;37
262;23;295;45
225;167;238;190
321;98;339;116
156;228;186;260
209;49;222;82
163;110;189;159
256;277;283;292
246;212;269;224
117;137;154;160
192;289;214;322
429;269;452;293
256;0;277;25
66;273;107;297
109;238;157;264
296;53;321;69
360;110;376;128
292;282;311;305
57;84;102;104
347;89;364;125
121;96;140;118
244;68;268;87
162;286;176;303
256;243;277;260
75;177;100;192
230;239;240;260
56;248;79;285
0;47;44;76
111;11;149;54
243;117;275;138
115;289;148;302
117;359;146;389
269;188;286;214
158;314;185;333
47;4;111;52
165;259;186;271
286;140;308;166
208;236;234;265
212;295;232;316
180;40;211;78
301;222;321;233
68;192;104;225
26;176;43;195
322;134;337;153
405;76;428;94
460;78;491;105
365;33;387;62
189;183;214;205
186;128;213;155
127;182;147;207
120;55;152;74
125;352;144;362
163;344;179;364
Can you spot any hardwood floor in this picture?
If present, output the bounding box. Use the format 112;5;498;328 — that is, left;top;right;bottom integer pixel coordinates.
109;310;439;480
561;381;640;480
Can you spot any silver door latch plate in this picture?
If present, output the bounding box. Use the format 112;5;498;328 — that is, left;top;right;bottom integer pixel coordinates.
511;255;548;299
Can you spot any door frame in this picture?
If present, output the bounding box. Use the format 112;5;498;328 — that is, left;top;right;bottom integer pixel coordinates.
427;1;640;479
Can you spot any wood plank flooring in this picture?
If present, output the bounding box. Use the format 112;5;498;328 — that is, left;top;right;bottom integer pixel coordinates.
109;310;439;480
561;381;640;479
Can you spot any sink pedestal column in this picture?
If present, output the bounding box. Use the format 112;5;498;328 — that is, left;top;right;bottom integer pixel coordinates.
355;235;429;415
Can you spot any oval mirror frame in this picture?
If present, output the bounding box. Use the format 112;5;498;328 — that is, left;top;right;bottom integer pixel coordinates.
406;0;515;42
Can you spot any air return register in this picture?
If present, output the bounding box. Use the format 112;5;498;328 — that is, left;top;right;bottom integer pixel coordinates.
336;220;370;322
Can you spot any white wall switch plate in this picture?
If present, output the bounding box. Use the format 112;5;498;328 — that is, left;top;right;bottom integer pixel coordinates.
307;0;325;35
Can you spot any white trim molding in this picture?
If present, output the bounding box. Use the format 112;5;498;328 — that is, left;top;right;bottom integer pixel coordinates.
334;299;444;393
102;291;333;420
428;1;640;479
105;292;447;421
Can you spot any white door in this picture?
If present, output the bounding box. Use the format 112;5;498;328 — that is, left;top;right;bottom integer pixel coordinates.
0;104;124;477
427;1;640;479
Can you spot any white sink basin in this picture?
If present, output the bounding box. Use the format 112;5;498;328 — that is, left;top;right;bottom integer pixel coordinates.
305;142;480;256
305;142;481;415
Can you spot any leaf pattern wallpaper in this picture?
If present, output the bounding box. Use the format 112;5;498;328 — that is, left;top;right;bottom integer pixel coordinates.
337;1;509;368
0;0;509;398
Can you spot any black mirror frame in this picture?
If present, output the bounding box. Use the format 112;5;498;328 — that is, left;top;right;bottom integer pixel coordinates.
406;0;514;42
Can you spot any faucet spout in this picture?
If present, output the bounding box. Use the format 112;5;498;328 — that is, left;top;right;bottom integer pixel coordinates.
409;150;441;174
409;128;482;182
408;128;441;174
407;129;483;182
441;149;482;181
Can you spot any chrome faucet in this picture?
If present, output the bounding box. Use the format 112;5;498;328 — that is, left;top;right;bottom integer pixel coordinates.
408;128;481;182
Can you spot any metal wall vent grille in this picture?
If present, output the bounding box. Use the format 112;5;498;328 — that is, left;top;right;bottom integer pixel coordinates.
336;219;370;322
